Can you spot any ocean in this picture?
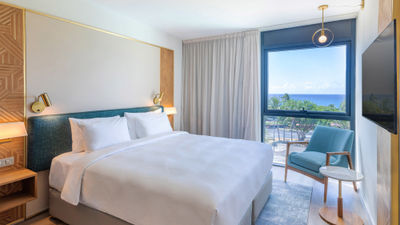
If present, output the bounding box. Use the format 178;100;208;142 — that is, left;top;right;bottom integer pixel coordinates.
269;94;345;108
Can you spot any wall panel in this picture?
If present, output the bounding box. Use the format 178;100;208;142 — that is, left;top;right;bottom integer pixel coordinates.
379;0;393;32
0;3;25;224
26;11;160;117
160;48;174;127
377;0;399;224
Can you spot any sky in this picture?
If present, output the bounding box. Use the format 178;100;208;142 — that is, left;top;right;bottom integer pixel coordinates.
268;45;347;95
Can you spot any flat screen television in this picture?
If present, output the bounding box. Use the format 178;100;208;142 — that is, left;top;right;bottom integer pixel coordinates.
362;20;397;134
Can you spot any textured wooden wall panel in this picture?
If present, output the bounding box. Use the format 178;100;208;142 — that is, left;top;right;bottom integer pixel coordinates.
0;4;24;171
160;48;174;127
0;4;24;122
0;3;25;225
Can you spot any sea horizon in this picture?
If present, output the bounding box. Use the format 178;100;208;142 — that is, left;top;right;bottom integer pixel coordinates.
269;93;345;108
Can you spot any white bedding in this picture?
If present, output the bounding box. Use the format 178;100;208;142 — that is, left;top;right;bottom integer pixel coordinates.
49;151;85;192
52;132;273;225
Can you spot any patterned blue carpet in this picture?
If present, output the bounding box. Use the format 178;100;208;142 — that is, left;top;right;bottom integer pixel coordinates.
255;180;312;225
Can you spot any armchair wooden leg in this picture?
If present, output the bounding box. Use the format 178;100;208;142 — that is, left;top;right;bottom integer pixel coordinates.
324;177;328;203
284;164;288;182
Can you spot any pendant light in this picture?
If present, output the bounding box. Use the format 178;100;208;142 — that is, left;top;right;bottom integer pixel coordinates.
312;5;334;47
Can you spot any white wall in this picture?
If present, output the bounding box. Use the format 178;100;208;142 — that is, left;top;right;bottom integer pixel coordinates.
3;0;183;129
26;11;160;117
355;1;379;224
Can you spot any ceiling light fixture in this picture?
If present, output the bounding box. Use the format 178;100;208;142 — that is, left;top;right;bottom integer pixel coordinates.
312;5;334;47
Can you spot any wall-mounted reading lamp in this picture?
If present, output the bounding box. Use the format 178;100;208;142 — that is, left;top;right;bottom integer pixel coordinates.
153;92;164;105
31;93;52;113
0;122;27;144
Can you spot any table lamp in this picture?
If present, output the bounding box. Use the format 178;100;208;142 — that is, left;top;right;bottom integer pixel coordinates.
0;122;27;144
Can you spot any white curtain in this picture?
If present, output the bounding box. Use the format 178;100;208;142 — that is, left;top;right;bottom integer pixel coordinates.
181;30;261;141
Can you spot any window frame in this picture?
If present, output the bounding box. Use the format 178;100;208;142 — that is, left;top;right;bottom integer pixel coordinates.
262;41;352;121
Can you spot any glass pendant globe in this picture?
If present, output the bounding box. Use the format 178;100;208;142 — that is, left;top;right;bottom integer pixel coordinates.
312;28;334;47
318;34;327;43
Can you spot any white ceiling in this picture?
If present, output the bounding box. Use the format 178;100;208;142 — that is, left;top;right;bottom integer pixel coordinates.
90;0;362;40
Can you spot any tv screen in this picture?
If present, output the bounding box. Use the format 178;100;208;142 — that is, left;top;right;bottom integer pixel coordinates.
362;20;397;134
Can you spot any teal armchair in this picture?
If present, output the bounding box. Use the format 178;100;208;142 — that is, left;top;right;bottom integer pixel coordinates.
284;126;356;202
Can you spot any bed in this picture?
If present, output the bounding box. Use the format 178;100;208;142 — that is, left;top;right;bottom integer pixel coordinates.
27;106;273;225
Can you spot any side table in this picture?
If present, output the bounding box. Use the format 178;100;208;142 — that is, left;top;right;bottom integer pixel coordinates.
319;166;364;225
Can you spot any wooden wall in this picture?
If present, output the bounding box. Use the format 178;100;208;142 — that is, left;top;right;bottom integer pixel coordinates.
393;0;400;223
379;0;393;32
0;3;26;224
377;0;399;224
160;48;174;128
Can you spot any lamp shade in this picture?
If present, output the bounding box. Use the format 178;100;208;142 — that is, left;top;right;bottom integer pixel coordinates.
164;107;177;115
0;122;27;140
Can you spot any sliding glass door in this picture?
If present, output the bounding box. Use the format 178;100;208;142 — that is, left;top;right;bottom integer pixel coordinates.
263;44;352;165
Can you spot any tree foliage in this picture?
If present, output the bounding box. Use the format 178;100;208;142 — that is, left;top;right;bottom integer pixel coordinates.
267;94;349;141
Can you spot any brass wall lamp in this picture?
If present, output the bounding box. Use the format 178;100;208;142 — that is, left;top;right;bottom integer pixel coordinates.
153;92;164;105
31;93;52;113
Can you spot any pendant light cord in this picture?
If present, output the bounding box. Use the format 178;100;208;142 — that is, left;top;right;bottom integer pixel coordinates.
321;8;324;31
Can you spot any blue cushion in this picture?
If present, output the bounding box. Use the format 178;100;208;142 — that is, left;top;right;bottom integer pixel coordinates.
289;151;336;173
306;126;354;155
287;160;325;179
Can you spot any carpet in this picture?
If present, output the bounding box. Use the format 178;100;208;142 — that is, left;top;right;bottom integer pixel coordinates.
255;180;312;225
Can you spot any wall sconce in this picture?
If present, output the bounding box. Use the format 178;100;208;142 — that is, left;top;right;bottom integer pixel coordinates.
31;93;52;113
153;92;164;105
0;122;27;144
164;107;177;115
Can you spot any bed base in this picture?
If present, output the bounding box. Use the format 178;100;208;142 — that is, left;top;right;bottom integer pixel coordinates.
49;171;272;225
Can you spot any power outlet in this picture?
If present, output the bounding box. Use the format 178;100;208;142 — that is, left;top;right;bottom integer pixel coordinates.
0;157;14;168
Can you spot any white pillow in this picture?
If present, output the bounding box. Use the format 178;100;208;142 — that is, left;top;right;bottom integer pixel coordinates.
79;117;131;152
135;113;172;138
124;109;162;139
69;116;120;153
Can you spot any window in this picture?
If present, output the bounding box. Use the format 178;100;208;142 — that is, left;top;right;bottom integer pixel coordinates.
267;45;347;114
263;44;353;164
263;44;352;164
261;20;355;165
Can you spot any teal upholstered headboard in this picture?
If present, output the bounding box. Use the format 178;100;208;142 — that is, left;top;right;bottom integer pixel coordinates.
27;106;163;172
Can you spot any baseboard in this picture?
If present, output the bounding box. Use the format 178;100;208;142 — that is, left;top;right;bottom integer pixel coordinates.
359;189;376;225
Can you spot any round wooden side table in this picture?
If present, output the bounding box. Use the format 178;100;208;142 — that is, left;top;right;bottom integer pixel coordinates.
319;166;364;225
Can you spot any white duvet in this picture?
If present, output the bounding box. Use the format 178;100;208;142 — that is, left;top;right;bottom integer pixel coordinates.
59;132;273;225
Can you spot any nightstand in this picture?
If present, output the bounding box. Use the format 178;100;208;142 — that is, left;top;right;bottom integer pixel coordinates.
0;169;37;213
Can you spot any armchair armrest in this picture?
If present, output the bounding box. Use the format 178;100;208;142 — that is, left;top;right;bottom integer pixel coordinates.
286;141;309;146
285;141;309;165
326;152;354;170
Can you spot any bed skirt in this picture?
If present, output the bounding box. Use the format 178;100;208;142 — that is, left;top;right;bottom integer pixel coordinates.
49;171;273;225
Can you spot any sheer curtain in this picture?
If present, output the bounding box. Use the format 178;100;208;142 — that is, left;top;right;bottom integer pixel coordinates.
181;30;261;141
